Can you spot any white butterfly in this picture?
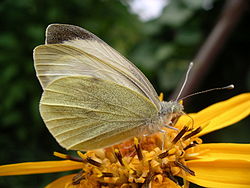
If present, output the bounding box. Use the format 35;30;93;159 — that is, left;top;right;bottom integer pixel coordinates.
33;24;183;151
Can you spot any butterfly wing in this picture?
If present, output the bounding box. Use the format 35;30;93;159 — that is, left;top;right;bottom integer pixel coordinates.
34;24;160;108
34;44;150;104
40;76;158;150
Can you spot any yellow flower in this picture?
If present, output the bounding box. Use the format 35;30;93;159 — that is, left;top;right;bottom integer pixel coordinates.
0;93;250;188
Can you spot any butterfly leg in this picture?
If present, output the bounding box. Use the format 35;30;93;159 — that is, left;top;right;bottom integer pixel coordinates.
143;133;149;137
159;129;166;151
163;123;178;131
163;114;182;131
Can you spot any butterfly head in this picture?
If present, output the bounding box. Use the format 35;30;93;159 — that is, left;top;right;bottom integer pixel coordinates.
159;101;184;117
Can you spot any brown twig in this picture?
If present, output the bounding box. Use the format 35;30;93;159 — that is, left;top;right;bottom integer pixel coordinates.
171;0;248;100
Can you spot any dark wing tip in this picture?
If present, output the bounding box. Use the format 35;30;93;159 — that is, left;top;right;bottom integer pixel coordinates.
45;23;100;44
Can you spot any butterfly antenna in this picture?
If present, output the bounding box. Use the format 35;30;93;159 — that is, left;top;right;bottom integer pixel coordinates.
175;62;194;101
179;84;234;101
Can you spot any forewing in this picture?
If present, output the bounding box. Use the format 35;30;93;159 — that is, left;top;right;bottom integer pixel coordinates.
39;24;160;108
40;76;158;150
34;44;146;97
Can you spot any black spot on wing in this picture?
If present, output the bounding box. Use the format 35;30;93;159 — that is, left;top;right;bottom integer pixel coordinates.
46;24;101;44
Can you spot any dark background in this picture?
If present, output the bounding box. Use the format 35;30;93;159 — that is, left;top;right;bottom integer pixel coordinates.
0;0;249;187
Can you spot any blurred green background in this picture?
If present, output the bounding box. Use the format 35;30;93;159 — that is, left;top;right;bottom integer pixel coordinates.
0;0;249;187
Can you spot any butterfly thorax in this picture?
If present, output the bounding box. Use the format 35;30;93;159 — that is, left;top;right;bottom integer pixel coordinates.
158;101;184;127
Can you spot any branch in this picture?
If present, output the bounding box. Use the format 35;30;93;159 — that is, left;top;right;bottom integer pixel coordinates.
170;0;248;100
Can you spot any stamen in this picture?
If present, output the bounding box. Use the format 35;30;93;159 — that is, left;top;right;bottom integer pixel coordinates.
171;115;181;127
99;182;109;186
184;142;198;151
183;127;202;140
172;126;189;144
174;161;195;176
86;157;102;167
158;150;169;159
72;170;84;185
77;151;86;159
134;137;143;160
54;151;83;162
164;171;178;184
102;172;114;177
114;149;124;166
143;171;155;187
159;92;164;101
77;151;101;166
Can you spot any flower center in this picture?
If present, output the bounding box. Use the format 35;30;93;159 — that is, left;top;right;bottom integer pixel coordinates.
55;126;203;187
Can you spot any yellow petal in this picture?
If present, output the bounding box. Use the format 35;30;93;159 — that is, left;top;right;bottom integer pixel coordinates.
193;143;250;161
46;174;76;188
0;160;83;176
186;159;250;188
177;93;250;136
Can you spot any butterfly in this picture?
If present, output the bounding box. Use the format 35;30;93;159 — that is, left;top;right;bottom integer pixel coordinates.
33;24;184;151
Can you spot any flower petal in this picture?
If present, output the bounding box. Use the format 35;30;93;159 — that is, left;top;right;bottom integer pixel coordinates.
186;159;250;188
192;143;250;161
177;93;250;136
0;160;83;176
46;174;76;188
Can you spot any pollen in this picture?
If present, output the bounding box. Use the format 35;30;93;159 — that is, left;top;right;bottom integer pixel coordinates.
54;125;203;187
